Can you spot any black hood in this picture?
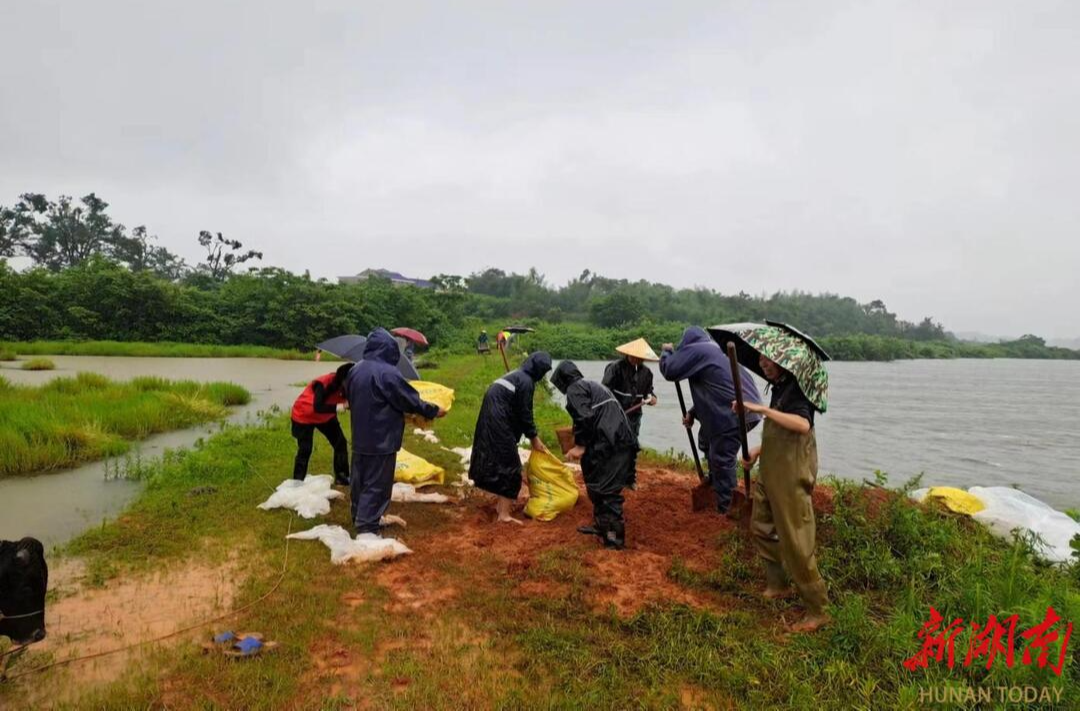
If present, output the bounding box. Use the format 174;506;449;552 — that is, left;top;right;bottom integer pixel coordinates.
521;352;553;381
551;360;583;394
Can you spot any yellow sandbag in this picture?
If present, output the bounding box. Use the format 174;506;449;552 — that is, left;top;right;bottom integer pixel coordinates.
926;486;985;515
524;450;579;522
406;380;455;426
395;449;445;487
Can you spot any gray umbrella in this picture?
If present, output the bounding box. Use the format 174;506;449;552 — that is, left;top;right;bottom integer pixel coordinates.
315;334;420;380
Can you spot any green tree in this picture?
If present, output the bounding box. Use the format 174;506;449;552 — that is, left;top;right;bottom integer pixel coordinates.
589;291;645;328
195;231;262;281
13;193;124;271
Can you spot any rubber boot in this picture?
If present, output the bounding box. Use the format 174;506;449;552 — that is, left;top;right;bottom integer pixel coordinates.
603;522;625;550
577;523;603;537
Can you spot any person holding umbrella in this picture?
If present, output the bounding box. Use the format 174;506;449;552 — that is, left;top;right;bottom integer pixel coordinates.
551;360;638;550
719;322;831;633
469;351;553;524
290;362;352;485
343;328;447;537
659;327;763;513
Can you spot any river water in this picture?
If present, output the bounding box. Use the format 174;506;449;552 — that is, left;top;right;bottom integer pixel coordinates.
569;359;1080;510
0;356;330;547
2;356;1077;547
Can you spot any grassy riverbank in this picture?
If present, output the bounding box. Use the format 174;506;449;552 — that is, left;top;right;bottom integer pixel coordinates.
2;355;1076;709
0;372;249;477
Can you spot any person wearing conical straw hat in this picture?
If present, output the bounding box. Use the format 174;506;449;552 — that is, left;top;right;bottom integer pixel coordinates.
602;338;659;490
719;322;831;633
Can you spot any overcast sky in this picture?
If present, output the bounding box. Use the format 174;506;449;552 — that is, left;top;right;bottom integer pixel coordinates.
2;1;1077;337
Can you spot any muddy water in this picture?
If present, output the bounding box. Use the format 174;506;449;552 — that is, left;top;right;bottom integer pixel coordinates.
0;356;331;547
568;359;1080;510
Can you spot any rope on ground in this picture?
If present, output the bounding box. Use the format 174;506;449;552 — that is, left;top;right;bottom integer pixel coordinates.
1;516;294;682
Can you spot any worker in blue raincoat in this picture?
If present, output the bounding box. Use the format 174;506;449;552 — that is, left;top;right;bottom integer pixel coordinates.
344;328;446;536
660;327;763;513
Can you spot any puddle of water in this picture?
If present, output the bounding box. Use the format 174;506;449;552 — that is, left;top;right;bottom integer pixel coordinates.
0;356;331;548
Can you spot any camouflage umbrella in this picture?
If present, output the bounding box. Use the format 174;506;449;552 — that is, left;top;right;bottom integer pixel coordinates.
707;321;830;413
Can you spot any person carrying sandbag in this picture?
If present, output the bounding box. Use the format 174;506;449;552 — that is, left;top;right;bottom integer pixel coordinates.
551;360;638;550
344;329;446;538
469;352;553;525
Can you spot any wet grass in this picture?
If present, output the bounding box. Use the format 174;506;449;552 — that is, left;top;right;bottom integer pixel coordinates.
1;340;318;360
0;372;250;477
4;354;1078;709
21;356;56;370
0;347;16;361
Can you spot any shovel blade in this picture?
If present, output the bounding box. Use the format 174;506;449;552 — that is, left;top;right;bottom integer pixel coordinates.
727;487;753;526
691;481;714;512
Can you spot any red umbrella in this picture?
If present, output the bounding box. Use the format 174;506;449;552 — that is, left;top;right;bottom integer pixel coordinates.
391;327;429;347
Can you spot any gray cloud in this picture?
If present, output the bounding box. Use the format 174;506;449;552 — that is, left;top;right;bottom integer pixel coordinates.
2;0;1077;336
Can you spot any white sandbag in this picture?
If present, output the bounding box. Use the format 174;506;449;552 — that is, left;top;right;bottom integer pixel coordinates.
392;482;450;504
258;475;343;518
968;486;1080;564
287;524;412;564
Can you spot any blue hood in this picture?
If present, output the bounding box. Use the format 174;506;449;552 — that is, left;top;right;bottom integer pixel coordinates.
363;328;402;365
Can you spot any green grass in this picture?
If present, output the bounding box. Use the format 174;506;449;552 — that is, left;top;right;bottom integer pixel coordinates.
4;354;1077;709
0;372;250;477
21;357;56;371
1;340;319;360
0;347;16;361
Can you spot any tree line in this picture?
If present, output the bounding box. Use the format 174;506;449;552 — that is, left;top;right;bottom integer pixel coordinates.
1;191;1075;361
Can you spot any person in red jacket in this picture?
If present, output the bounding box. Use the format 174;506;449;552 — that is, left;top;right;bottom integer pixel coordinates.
291;363;353;484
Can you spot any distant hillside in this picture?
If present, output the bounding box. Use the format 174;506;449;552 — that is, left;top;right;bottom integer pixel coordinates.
1048;337;1080;351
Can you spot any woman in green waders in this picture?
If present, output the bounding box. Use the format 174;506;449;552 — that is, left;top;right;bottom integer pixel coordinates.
724;323;831;633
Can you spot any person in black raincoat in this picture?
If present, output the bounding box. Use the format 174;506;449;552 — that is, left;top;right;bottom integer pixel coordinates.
469;352;553;524
551;360;638;550
660;326;764;513
344;328;446;536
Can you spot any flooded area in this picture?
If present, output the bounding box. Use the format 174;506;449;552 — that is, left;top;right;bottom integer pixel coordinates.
569;358;1080;510
0;356;330;547
2;355;1078;549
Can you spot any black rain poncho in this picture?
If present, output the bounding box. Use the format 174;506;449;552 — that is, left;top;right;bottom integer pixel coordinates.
551;361;637;498
469;352;553;499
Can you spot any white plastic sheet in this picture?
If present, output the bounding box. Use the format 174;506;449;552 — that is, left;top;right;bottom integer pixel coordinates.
287;525;412;564
392;482;450;504
258;475;343;519
968;487;1080;564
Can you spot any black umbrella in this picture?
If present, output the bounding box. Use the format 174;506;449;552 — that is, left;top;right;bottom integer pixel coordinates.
315;334;420;380
503;325;535;334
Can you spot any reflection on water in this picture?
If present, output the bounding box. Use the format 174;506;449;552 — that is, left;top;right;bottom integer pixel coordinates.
568;358;1080;510
0;356;331;547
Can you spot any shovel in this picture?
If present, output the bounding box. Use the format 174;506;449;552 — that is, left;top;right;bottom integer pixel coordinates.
674;380;714;512
726;342;754;523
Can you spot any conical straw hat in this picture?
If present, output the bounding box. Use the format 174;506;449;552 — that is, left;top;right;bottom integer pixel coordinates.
615;338;660;362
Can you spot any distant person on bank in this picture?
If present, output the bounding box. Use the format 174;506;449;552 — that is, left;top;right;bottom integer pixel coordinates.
477;329;490;355
552;360;638;550
469;352;553;524
659;327;763;513
735;351;830;633
344;329;446;536
290;363;352;485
